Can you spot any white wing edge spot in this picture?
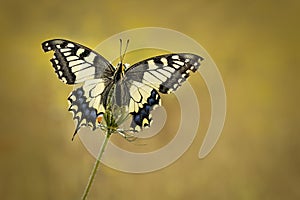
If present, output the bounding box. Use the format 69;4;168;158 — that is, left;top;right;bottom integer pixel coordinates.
61;77;67;83
67;43;75;48
161;57;168;66
58;71;63;76
181;74;187;78
76;48;85;57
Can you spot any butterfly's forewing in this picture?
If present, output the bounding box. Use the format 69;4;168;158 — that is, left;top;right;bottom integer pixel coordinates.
125;53;204;93
42;39;115;84
124;53;204;130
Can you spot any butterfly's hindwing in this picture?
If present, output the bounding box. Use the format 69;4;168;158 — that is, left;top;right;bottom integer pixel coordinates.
83;78;113;111
68;86;105;139
42;39;115;84
109;76;160;130
130;89;161;130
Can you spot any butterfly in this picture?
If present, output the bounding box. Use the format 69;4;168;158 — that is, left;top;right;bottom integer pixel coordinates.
42;39;204;140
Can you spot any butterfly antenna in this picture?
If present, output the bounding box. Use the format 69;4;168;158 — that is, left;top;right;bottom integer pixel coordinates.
123;39;130;61
119;39;123;63
119;39;130;64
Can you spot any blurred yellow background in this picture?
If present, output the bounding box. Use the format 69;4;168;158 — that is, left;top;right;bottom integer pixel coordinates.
1;0;299;199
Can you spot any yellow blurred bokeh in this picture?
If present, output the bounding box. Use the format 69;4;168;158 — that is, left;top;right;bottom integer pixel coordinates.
0;0;299;199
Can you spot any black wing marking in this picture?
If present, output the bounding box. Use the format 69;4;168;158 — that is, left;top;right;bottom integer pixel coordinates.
42;39;115;84
125;53;204;94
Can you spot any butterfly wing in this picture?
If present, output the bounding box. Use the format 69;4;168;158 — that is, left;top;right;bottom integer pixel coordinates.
42;39;115;139
67;80;114;139
111;78;161;131
124;53;204;130
42;39;115;84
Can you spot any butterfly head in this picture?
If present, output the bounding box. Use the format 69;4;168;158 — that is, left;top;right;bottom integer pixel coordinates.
116;62;130;71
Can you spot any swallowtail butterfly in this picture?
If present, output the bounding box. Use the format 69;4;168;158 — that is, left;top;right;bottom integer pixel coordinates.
42;39;204;140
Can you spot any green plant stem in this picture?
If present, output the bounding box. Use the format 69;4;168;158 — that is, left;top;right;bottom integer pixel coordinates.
81;130;112;200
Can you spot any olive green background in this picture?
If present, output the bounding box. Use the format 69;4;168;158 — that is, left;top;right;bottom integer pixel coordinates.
1;0;299;199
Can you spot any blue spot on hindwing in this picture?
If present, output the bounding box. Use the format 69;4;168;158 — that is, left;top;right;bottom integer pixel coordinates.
140;109;148;118
151;90;156;97
148;98;155;106
81;103;87;110
84;108;90;116
145;105;151;113
90;110;97;119
76;88;84;96
134;115;142;126
77;98;84;104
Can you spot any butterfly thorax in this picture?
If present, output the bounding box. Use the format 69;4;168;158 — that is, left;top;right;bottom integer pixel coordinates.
114;62;126;82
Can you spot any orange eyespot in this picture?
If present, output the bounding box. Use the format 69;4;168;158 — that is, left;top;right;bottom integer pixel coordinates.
97;114;103;124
